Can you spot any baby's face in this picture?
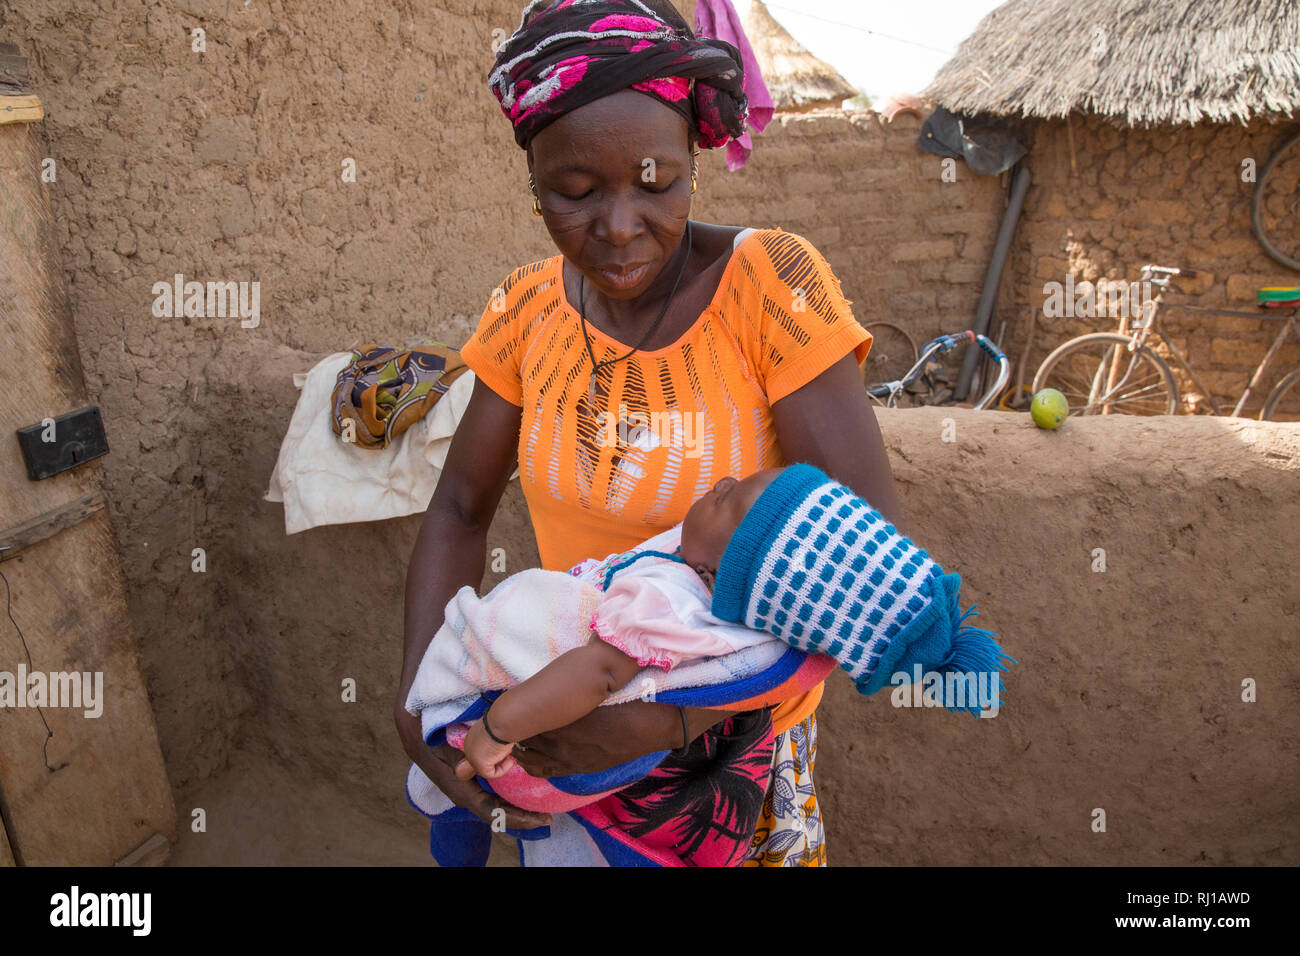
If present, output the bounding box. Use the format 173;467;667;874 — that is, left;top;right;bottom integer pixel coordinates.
680;466;785;589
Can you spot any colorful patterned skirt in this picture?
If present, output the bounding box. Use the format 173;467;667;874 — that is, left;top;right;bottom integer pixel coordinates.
744;712;826;866
592;708;826;866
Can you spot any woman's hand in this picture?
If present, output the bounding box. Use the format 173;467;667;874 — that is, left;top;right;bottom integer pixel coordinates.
397;379;540;825
394;702;551;829
509;700;737;777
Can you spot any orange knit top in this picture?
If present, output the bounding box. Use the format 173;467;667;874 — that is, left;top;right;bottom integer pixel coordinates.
459;227;873;733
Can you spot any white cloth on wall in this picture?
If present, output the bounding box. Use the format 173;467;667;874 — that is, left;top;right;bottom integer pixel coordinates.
265;352;516;535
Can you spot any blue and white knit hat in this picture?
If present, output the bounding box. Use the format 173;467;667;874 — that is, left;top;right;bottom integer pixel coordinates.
710;463;1011;710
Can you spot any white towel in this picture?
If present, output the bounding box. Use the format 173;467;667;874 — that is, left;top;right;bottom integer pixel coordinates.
264;353;516;534
404;559;789;746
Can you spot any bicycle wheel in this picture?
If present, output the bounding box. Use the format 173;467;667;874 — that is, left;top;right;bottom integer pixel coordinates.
861;322;919;387
1251;127;1300;272
1261;367;1300;422
1032;333;1178;415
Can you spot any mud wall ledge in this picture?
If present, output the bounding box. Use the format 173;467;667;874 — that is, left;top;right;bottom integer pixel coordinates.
816;408;1298;864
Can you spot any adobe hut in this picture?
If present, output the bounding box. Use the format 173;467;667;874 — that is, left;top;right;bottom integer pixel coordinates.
740;0;857;111
925;0;1300;415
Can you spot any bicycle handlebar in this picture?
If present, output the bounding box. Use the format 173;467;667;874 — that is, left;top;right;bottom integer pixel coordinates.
1141;264;1200;280
866;331;1009;410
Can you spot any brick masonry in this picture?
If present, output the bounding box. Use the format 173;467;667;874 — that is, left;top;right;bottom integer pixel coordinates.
1003;114;1300;412
696;107;1008;382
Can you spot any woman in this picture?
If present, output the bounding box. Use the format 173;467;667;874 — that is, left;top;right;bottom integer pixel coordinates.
395;0;903;866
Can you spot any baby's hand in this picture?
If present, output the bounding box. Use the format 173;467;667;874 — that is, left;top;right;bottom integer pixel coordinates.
454;718;519;781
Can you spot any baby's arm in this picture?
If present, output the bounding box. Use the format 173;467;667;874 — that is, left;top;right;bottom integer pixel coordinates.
454;639;644;780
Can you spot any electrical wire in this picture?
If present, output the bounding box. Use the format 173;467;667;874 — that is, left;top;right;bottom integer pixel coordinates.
0;561;69;773
756;2;1115;108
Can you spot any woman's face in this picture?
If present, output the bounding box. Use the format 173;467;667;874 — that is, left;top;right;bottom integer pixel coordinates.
527;90;695;301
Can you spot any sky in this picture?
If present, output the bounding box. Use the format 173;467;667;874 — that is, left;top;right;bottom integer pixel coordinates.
737;0;1006;104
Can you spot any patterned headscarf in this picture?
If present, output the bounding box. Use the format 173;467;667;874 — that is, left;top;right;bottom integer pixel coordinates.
489;0;749;151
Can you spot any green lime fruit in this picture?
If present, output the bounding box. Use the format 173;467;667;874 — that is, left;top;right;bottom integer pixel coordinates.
1030;388;1069;429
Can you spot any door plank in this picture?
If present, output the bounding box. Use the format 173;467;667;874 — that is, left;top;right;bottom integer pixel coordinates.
0;511;176;864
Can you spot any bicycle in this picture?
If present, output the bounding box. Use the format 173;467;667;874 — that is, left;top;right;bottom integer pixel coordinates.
861;321;919;388
1031;266;1300;421
867;331;1009;410
1252;126;1300;272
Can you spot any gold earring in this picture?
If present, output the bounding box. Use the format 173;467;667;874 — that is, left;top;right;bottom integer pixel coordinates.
690;172;698;194
529;173;542;215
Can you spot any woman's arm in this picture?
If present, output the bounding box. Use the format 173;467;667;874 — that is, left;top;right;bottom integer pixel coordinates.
770;351;907;533
396;376;552;828
456;641;644;779
508;702;734;778
498;354;890;779
404;378;732;784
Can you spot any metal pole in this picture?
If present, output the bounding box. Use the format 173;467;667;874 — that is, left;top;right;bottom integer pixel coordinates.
956;164;1032;401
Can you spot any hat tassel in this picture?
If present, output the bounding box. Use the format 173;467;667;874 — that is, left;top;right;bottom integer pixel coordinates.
934;603;1016;717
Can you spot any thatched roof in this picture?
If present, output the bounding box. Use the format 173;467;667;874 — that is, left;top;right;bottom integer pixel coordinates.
739;0;857;111
924;0;1300;126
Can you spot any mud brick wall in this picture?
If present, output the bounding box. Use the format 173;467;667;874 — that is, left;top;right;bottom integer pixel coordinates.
1;0;1008;814
1005;114;1300;412
2;0;564;807
697;107;1010;353
7;0;1294;866
818;409;1299;866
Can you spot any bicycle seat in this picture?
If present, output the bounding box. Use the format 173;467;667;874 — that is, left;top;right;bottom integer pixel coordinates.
1258;287;1300;307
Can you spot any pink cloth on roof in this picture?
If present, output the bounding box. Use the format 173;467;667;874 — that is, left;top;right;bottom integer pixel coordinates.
694;0;774;170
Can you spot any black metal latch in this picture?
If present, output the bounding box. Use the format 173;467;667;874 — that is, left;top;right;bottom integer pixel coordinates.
16;405;110;480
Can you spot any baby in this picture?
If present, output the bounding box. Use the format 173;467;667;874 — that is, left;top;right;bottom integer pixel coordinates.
453;462;1009;781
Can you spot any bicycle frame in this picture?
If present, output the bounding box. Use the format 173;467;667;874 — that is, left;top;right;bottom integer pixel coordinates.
867;331;1009;410
1139;266;1299;417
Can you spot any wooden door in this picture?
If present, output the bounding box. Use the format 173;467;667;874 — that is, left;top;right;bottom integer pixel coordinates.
0;42;176;866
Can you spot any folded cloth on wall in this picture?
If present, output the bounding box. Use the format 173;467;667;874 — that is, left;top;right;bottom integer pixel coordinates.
331;342;470;449
266;353;514;535
404;523;835;866
695;0;774;170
